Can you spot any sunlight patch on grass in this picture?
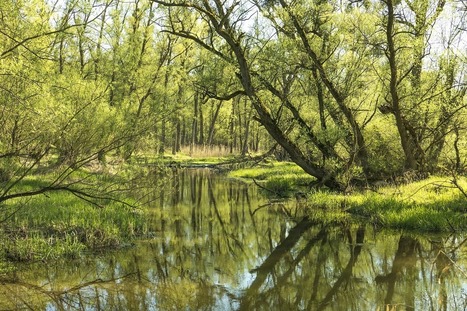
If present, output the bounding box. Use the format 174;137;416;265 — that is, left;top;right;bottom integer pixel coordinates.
229;162;315;197
341;176;467;232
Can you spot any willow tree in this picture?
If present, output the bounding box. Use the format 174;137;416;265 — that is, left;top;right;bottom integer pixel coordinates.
378;0;467;173
256;0;377;176
0;0;136;205
151;0;366;190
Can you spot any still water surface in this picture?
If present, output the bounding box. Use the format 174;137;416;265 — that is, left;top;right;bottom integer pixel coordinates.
1;169;467;310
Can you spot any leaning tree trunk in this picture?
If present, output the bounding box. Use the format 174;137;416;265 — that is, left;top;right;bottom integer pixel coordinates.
219;29;343;190
153;0;345;191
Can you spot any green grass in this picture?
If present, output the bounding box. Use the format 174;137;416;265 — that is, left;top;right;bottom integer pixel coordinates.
2;233;86;262
1;178;148;263
229;161;467;232
315;176;467;232
229;161;315;197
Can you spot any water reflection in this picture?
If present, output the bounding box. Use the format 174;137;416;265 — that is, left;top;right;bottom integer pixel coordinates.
1;169;467;310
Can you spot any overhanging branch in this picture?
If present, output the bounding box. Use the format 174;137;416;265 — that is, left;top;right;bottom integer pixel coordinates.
0;184;134;208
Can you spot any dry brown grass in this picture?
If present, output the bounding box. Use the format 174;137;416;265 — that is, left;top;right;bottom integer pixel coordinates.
178;145;235;158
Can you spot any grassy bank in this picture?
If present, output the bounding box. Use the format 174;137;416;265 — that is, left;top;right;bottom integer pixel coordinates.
229;162;315;197
229;162;467;232
1;189;147;264
315;178;467;232
0;164;154;274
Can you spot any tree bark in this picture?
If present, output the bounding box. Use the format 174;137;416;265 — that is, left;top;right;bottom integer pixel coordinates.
385;0;418;171
207;100;222;146
153;0;345;190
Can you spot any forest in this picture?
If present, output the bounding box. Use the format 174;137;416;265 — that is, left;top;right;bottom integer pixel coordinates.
1;1;467;308
1;0;466;200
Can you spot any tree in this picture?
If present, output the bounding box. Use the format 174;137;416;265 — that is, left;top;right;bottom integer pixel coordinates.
152;0;350;189
257;0;373;175
378;0;466;173
0;0;136;205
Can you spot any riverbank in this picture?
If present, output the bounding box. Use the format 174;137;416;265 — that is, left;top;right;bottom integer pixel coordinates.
2;157;466;272
0;163;154;274
3;168;466;310
0;192;147;266
228;161;467;232
0;155;237;271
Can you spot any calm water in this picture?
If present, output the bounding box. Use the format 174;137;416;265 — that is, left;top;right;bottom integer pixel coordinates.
1;169;467;310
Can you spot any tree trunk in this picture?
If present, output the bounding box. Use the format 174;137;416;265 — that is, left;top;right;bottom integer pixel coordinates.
159;68;170;155
94;5;107;79
207;100;222;146
229;99;236;154
241;99;251;156
312;67;327;131
199;99;204;145
172;118;181;155
192;92;199;152
385;0;418;171
181;121;186;146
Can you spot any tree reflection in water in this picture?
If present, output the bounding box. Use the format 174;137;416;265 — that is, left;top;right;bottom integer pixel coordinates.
1;169;467;310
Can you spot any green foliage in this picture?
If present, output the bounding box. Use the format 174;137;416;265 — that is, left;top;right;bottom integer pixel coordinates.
1;0;466;187
0;0;466;272
364;119;405;176
0;260;15;276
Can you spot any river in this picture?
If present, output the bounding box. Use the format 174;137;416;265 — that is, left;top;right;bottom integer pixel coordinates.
1;169;467;310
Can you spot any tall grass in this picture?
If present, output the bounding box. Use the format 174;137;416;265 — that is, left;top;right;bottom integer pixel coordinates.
328;177;467;232
1;187;148;262
179;145;234;158
230;162;467;231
